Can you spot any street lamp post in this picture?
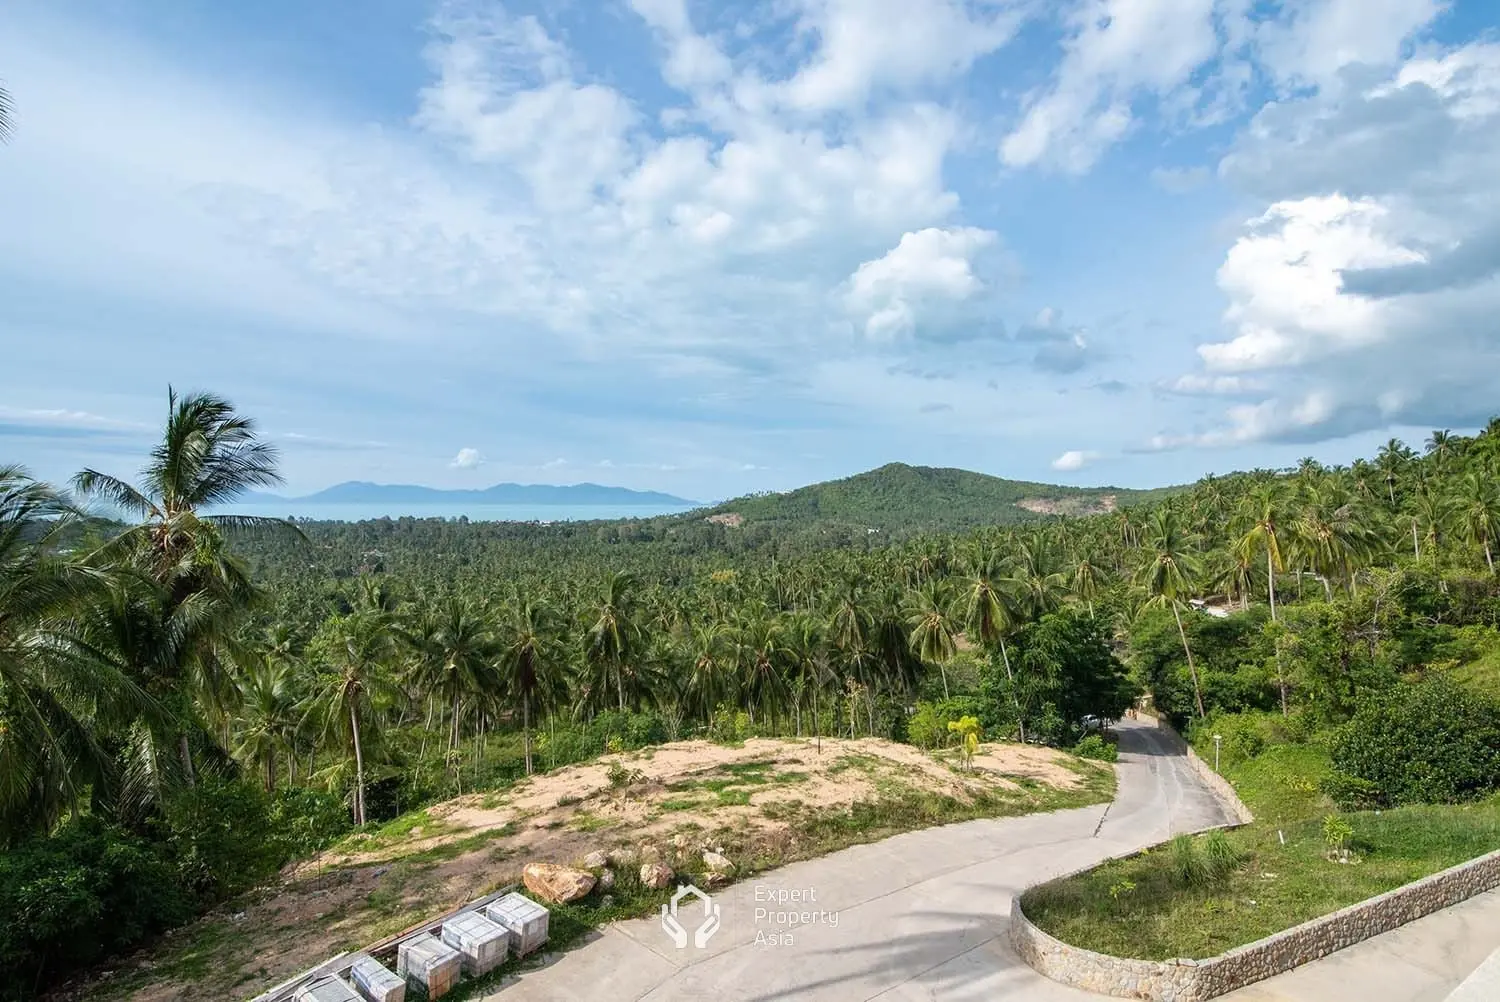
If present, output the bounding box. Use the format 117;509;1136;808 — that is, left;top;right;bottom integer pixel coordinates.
1213;733;1223;773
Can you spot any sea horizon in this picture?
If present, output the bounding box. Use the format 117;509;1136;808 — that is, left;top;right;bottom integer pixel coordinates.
213;501;701;523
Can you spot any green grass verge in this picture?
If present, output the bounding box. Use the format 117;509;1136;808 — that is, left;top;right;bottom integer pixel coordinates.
1023;734;1500;960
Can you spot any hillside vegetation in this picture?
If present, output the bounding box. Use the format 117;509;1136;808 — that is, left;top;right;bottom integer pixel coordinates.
692;462;1176;535
5;390;1500;1001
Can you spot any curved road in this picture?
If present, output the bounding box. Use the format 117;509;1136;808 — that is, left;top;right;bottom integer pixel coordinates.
491;719;1234;1001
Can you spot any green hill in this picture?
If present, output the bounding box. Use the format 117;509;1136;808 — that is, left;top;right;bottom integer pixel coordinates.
692;463;1176;535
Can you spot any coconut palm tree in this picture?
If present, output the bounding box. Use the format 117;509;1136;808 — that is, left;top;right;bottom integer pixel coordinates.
1292;483;1375;599
583;571;645;713
783;613;831;742
1069;548;1109;619
401;597;502;781
1409;484;1454;563
905;580;957;699
308;612;399;825
1136;507;1206;719
497;597;569;775
1007;536;1069;620
1425;429;1457;471
72;389;301;598
1453;471;1500;573
0;469;150;841
234;658;299;791
1234;483;1287;620
1375;438;1413;507
956;547;1026;740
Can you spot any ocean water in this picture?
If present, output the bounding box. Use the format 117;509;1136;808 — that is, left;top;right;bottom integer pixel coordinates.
214;502;700;523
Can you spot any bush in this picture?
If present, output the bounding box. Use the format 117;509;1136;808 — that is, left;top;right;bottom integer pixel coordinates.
907;703;948;750
1072;734;1118;763
0;818;190;1000
151;779;282;902
1328;678;1500;806
267;787;353;860
905;697;989;750
1319;772;1384;811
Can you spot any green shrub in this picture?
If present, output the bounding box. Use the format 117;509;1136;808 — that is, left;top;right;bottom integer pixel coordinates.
1329;678;1500;806
907;702;948;750
906;697;989;750
267;787;353;859
0;818;190;1000
1319;772;1384;811
152;779;282;902
1322;813;1354;853
1072;734;1118;763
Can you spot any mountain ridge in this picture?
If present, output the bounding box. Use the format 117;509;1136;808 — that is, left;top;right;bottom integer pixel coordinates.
683;462;1178;534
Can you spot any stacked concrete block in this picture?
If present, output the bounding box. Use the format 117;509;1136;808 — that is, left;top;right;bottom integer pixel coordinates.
485;892;550;956
295;977;361;1002
396;932;462;999
440;909;509;976
348;954;406;1002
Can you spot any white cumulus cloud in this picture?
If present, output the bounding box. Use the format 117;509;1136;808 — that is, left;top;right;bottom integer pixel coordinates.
844;227;998;339
450;447;484;469
1162;40;1500;449
1051;449;1101;471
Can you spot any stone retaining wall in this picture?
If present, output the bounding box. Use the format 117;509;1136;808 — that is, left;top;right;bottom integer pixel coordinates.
1012;763;1500;1002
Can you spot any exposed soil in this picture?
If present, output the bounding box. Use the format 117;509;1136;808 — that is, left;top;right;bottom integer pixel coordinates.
63;737;1099;1002
1015;494;1118;517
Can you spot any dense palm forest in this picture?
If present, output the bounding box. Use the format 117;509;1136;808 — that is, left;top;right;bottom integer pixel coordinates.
5;390;1500;998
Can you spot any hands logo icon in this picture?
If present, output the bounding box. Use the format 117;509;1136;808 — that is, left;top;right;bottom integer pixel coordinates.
660;883;721;950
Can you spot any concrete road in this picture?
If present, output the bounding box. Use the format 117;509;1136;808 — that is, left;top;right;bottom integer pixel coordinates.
489;719;1235;1001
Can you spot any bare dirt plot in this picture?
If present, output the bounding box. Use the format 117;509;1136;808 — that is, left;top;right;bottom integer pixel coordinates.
64;737;1109;1002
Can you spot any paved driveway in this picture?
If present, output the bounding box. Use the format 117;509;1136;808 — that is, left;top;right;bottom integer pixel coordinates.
490;719;1235;1001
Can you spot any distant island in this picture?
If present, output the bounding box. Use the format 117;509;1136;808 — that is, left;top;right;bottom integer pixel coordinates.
241;481;700;507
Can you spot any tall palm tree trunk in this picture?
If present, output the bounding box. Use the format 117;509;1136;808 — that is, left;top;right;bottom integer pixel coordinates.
1266;548;1277;621
998;637;1025;744
522;695;533;775
812;681;821;754
1171;600;1207;719
350;704;367;826
179;734;197;789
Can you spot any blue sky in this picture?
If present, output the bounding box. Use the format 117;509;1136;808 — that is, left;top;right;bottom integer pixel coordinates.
2;0;1498;502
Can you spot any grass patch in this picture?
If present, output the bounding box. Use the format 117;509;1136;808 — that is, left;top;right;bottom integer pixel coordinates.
1023;734;1500;960
658;796;709;812
568;811;612;833
330;809;458;855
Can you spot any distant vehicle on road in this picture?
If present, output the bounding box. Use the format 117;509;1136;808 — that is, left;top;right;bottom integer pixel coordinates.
1080;714;1104;733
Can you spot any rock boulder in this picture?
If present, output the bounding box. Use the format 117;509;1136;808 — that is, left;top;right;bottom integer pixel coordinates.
523;862;597;904
640;862;675;890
